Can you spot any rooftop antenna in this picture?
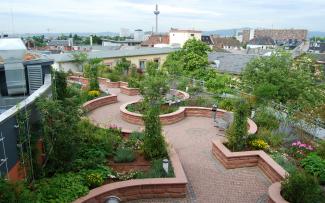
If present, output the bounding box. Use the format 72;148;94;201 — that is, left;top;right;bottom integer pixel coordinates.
154;4;160;34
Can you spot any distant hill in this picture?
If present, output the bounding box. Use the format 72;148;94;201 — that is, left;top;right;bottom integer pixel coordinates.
204;29;325;39
18;32;119;38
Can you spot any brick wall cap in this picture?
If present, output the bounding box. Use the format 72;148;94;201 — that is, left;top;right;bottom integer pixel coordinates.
268;182;289;203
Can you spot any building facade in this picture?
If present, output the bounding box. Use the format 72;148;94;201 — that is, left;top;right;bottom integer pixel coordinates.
169;29;202;47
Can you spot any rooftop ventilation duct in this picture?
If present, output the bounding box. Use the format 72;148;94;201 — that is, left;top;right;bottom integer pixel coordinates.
0;38;27;95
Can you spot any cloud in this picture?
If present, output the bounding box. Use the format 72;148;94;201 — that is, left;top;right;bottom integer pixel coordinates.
0;0;324;33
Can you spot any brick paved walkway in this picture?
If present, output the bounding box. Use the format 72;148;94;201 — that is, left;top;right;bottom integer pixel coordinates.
88;88;271;203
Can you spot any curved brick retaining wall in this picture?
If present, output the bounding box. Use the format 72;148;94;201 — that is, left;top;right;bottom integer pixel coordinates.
83;95;118;112
74;131;187;203
211;138;288;203
120;86;141;96
120;101;258;133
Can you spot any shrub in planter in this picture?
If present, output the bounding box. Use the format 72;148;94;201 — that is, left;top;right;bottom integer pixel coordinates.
108;72;120;82
254;108;279;130
219;98;235;111
281;171;325;203
87;90;100;100
256;128;285;148
249;138;269;150
226;100;249;151
271;152;297;174
85;173;104;189
301;153;325;185
128;77;140;88
34;173;89;203
114;148;136;163
136;159;174;179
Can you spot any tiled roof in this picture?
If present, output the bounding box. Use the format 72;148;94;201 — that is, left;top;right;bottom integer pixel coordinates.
211;37;241;48
50;47;178;62
170;28;202;33
208;52;259;74
248;36;275;45
141;35;169;46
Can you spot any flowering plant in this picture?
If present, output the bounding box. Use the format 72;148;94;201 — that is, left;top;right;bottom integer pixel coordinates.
289;140;314;159
87;90;100;100
249;139;269;150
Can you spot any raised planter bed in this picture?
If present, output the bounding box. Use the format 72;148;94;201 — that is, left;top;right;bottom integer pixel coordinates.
211;138;288;203
120;101;258;132
108;153;151;173
83;95;118;112
120;86;141;96
73;132;187;203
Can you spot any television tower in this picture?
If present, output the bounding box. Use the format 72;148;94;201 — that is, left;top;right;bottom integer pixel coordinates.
154;4;160;33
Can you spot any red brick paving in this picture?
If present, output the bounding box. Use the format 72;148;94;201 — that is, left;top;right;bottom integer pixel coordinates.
88;88;271;203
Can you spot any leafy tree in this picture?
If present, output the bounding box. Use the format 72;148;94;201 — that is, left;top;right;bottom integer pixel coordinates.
226;100;249;151
32;35;46;47
241;50;325;120
72;52;88;72
140;61;169;103
115;57;131;75
52;70;68;100
88;58;101;91
143;102;167;160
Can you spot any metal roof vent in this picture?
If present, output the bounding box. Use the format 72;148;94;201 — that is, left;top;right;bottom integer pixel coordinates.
0;38;27;95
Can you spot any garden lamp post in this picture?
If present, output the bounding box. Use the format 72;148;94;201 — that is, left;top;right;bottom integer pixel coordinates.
162;159;169;175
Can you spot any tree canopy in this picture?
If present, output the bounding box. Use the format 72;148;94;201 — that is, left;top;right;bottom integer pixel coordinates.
241;50;325;121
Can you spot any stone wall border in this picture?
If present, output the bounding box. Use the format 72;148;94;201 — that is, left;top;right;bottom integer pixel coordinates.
120;86;141;96
211;138;288;203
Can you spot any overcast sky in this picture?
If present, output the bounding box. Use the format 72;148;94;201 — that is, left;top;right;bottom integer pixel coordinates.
0;0;324;34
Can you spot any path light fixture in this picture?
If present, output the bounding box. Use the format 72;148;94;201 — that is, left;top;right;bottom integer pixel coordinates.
105;196;121;203
163;159;169;175
251;109;256;119
212;104;217;122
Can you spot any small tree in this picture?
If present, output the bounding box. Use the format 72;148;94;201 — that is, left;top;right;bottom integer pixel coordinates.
52;70;68;100
226;100;249;151
143;103;167;160
88;58;101;91
115;57;131;75
72;52;88;72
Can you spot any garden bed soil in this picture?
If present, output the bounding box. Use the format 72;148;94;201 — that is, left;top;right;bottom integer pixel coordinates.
108;153;151;173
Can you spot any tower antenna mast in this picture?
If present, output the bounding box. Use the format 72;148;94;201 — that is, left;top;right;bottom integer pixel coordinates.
154;4;160;34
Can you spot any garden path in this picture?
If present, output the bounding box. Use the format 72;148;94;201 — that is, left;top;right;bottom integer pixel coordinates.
88;88;271;203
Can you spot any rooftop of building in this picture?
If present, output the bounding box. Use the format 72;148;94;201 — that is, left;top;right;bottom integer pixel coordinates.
248;36;275;45
170;28;202;33
50;47;178;63
211;36;241;47
208;52;259;75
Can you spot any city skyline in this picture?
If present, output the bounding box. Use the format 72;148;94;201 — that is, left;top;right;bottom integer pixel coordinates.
0;0;325;34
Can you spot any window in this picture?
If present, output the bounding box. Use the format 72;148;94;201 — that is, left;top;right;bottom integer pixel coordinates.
190;34;195;37
139;60;146;70
154;58;160;65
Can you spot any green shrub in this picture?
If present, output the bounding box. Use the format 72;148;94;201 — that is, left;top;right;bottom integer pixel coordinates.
128;77;140;88
317;140;325;159
257;128;285;148
34;173;89;203
249;138;269;150
136;159;174;179
219;98;235;111
226;100;249;151
108;72;120;82
0;178;16;203
281;171;324;203
85;173;104;189
114;148;136;163
254;109;279;130
271;152;297;174
72;146;108;171
301;153;325;185
124;131;144;150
